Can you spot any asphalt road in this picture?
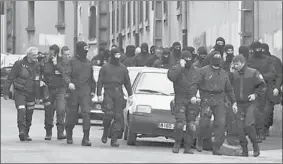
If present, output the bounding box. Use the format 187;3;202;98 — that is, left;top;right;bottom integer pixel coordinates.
1;98;282;163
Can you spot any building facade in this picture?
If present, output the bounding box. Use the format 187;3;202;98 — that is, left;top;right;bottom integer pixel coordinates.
108;1;282;59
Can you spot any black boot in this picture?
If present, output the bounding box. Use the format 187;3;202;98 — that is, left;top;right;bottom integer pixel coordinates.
45;129;52;140
183;140;194;154
212;146;222;156
240;144;249;157
66;128;73;144
19;128;26;141
110;131;119;147
256;135;262;143
196;138;203;152
25;127;32;141
172;141;181;153
101;127;109;144
57;131;66;140
252;142;260;157
81;130;92;146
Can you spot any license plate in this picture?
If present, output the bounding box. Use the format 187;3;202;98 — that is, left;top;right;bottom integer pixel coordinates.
158;123;174;130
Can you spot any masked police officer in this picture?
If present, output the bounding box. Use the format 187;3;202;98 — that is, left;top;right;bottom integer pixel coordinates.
97;48;133;147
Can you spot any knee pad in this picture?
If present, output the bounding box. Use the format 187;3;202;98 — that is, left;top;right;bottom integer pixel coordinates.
17;105;26;111
188;121;197;132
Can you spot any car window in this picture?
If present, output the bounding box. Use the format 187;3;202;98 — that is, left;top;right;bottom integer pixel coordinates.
135;72;174;96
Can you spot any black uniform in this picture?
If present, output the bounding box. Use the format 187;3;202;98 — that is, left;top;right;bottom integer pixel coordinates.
63;41;96;146
121;45;136;67
97;48;133;147
167;51;200;154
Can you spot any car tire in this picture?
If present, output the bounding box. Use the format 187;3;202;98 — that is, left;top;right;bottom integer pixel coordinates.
123;124;128;140
126;124;137;145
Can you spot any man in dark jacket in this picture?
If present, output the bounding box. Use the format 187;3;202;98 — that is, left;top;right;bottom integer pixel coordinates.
39;44;68;140
247;41;277;142
92;49;110;66
152;48;171;69
230;54;265;157
147;46;163;67
3;47;41;141
193;46;208;68
168;42;182;68
261;43;282;137
132;43;151;67
63;41;96;146
121;45;136;67
239;46;250;61
97;48;133;147
167;51;201;154
196;51;237;155
202;37;226;67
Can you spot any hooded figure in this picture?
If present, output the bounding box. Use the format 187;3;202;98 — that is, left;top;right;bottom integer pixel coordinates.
150;45;156;55
76;41;89;60
193;46;207;68
213;37;226;56
261;43;282;136
247;41;277;142
168;42;182;68
109;48;121;66
152;47;171;68
210;51;222;69
201;37;226;67
239;46;250;61
132;43;151;67
183;46;197;62
122;45;136;67
222;44;234;72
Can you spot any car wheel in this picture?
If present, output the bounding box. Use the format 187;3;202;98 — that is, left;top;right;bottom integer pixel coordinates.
126;124;137;145
123;124;128;140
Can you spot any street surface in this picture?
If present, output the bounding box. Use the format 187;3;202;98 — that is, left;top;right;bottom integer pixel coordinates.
1;97;282;163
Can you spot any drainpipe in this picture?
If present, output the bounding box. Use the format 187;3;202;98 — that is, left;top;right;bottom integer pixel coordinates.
73;1;78;54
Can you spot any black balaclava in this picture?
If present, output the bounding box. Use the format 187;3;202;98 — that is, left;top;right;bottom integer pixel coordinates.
125;45;136;57
183;46;197;60
140;43;149;54
150;46;156;55
213;37;225;55
162;48;171;64
262;43;271;56
172;42;181;56
239;46;250;61
103;50;110;61
210;51;222;68
197;46;208;62
76;41;88;60
252;41;262;57
110;48;121;65
224;44;234;63
181;51;193;69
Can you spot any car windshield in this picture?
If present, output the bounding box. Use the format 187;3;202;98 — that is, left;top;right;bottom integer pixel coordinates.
135;72;174;96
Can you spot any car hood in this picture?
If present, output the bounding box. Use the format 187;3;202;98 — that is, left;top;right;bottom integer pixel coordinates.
135;94;174;110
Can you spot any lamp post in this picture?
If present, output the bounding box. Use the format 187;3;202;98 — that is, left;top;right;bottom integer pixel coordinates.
73;1;78;54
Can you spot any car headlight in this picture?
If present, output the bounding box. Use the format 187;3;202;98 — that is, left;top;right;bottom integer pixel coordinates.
135;105;151;113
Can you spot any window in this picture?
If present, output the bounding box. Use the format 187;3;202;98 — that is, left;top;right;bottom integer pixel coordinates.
163;1;168;14
121;2;126;29
27;1;35;30
112;10;115;34
145;1;149;21
133;1;135;25
127;2;131;27
57;1;65;25
177;1;181;9
139;1;143;23
89;6;96;39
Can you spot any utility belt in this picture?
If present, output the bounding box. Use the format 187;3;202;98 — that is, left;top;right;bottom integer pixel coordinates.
200;89;224;98
104;84;123;90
